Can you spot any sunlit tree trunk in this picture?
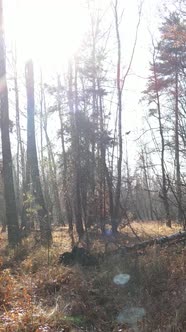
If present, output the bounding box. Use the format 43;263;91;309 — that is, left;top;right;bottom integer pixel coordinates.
112;0;142;232
175;68;183;223
151;48;171;226
57;76;73;232
39;76;53;223
25;60;52;244
43;101;64;226
14;50;26;223
140;149;154;220
68;61;84;239
74;60;84;238
113;0;123;233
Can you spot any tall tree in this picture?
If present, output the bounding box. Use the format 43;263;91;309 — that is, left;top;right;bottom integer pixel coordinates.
111;0;142;232
113;0;123;233
13;48;26;221
73;60;85;238
57;76;73;232
24;60;52;244
39;75;53;223
42;94;64;226
0;0;20;245
145;40;171;226
153;13;186;225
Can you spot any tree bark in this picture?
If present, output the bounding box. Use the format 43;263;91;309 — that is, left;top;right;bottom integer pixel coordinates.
140;149;154;220
57;76;73;232
0;0;20;246
39;76;53;223
113;0;123;233
74;60;84;239
68;60;84;239
118;231;186;253
42;94;64;226
25;60;52;244
152;51;171;226
14;51;26;224
175;69;183;224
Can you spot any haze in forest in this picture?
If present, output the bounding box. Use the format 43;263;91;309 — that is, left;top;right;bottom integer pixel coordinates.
0;0;186;248
0;1;186;331
3;0;165;164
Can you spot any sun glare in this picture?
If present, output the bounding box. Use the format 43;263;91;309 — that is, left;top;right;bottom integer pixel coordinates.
5;0;87;69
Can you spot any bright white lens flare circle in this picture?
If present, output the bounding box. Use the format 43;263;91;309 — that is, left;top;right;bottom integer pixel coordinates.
117;307;146;325
113;274;130;285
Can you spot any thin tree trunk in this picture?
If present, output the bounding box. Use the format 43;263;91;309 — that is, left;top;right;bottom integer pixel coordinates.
39;76;53;222
68;61;84;239
74;60;84;238
43;112;64;225
98;80;106;233
113;0;123;233
25;60;52;244
141;149;154;220
0;161;6;232
105;160;114;227
175;69;183;224
152;49;171;226
14;52;25;222
90;12;97;205
57;76;73;232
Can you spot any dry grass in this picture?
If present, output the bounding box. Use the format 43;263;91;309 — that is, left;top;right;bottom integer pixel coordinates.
0;221;185;332
122;220;181;239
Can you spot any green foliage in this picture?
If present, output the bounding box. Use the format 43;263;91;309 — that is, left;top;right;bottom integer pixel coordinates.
23;192;42;224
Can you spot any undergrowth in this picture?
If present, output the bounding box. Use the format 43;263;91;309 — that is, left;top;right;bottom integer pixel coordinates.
0;222;185;331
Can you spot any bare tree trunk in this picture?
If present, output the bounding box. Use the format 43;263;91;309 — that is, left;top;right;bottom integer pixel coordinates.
0;161;6;232
57;76;73;232
0;0;20;246
175;69;183;224
25;60;52;244
151;48;171;226
14;51;25;223
68;60;84;239
113;0;123;233
98;82;106;233
42;95;64;226
74;60;84;239
111;0;142;232
105;160;114;227
39;76;53;223
125;134;136;218
90;11;99;212
140;149;154;220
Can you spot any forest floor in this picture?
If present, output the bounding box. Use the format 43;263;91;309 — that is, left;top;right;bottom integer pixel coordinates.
0;221;185;332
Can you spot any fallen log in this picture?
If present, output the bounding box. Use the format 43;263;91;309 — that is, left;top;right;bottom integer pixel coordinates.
119;231;186;254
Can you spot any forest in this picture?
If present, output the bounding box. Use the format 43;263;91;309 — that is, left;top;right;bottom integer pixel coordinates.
0;0;186;331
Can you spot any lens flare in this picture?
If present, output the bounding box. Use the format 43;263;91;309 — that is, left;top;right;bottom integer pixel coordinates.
113;274;130;285
117;307;146;325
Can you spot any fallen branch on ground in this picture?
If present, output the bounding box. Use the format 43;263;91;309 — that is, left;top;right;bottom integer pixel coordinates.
119;231;186;253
